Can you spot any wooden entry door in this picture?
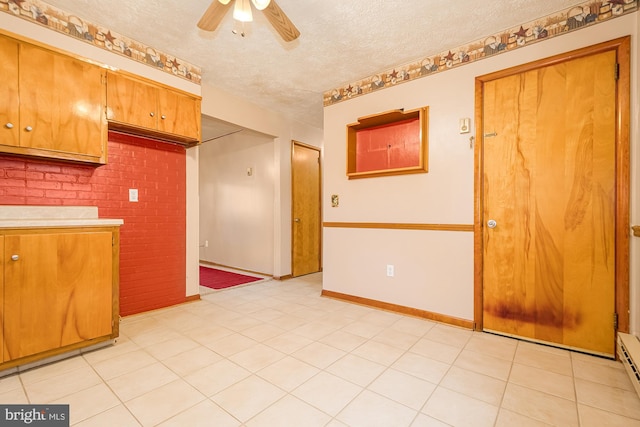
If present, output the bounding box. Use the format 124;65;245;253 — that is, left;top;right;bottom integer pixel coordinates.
292;142;321;277
479;45;624;356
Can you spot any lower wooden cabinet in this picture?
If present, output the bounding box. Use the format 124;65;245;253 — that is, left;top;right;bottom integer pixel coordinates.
0;227;119;367
0;235;4;363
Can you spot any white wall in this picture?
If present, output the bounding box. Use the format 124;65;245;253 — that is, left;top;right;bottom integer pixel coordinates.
199;84;323;278
199;131;275;274
323;13;639;324
185;147;200;297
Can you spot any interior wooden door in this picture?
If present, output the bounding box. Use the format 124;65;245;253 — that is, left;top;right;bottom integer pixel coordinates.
481;49;617;355
292;142;321;277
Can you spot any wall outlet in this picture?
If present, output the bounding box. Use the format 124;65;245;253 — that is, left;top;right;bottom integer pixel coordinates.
129;188;138;202
386;264;394;277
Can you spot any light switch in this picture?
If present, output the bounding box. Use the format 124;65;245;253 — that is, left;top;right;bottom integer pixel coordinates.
129;188;138;202
459;118;471;134
331;194;339;207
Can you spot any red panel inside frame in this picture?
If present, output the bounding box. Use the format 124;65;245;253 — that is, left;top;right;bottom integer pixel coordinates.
355;117;421;173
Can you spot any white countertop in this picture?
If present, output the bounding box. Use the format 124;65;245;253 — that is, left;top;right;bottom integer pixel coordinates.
0;206;123;228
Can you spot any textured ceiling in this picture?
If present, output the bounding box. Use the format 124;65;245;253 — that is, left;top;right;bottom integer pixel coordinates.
42;0;582;130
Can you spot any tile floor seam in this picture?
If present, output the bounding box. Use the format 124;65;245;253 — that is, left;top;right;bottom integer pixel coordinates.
496;341;520;426
80;352;146;426
17;371;29;405
286;369;348;418
411;344;461;427
574;376;640;421
569;353;582;426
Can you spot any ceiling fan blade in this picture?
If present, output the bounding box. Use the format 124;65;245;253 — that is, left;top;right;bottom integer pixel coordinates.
262;0;300;42
197;0;232;32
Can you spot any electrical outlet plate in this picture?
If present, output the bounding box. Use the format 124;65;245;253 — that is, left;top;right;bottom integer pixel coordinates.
386;264;394;277
129;188;138;202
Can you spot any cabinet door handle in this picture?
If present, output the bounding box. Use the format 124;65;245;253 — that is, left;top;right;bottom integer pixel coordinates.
5;122;13;129
149;112;155;117
25;126;33;132
11;255;19;261
161;115;166;120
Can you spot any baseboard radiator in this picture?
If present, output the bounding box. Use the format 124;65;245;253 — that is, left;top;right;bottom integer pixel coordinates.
618;332;640;398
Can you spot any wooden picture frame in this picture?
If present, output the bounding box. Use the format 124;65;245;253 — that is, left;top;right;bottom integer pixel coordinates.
346;107;429;179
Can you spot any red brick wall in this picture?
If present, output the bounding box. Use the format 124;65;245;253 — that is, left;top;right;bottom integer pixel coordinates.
0;131;187;316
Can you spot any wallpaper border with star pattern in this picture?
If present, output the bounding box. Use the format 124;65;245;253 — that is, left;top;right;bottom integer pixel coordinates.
323;0;637;107
0;0;202;84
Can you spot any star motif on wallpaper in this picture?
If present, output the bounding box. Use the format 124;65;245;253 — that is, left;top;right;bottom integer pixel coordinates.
170;58;180;69
514;26;529;38
389;69;399;80
104;30;116;44
345;84;354;94
443;51;455;62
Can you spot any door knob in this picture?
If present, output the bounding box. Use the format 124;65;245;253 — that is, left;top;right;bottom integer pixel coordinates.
5;122;14;129
149;112;155;117
487;219;497;229
294;218;300;222
11;255;19;261
24;126;33;132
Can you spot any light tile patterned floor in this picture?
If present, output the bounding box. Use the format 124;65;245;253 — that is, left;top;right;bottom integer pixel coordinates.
1;273;639;426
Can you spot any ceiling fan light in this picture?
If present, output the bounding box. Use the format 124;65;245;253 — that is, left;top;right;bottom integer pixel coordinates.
233;0;253;22
251;0;271;10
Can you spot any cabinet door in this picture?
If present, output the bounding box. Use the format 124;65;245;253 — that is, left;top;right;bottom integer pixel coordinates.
0;236;4;363
0;37;19;147
3;232;113;361
19;43;105;159
158;89;201;140
106;71;158;130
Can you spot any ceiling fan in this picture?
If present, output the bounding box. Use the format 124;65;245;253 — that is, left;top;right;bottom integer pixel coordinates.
197;0;300;42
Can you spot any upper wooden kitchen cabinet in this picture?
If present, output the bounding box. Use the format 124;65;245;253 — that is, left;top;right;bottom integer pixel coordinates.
106;70;202;145
0;33;107;164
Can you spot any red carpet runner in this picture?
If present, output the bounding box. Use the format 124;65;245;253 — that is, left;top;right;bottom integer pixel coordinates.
199;266;263;290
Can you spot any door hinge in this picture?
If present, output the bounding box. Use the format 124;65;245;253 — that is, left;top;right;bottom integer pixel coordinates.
614;63;620;80
614;312;618;330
